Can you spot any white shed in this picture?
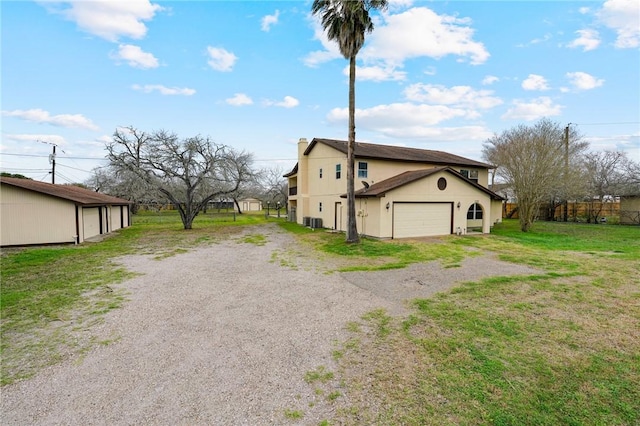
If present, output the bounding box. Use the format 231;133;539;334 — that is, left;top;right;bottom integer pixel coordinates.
1;177;132;246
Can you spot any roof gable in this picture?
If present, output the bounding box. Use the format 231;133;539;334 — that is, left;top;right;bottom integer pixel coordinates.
344;167;504;200
306;138;492;169
1;177;132;206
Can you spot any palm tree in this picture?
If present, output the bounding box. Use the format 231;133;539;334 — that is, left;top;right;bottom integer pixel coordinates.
312;0;388;243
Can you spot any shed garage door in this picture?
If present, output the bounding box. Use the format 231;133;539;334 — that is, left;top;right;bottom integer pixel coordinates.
83;207;100;240
393;202;452;238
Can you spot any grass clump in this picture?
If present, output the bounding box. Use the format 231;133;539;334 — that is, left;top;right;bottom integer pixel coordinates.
305;366;335;384
283;408;304;420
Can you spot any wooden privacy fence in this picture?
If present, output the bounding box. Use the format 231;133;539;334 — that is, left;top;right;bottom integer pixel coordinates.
504;201;621;222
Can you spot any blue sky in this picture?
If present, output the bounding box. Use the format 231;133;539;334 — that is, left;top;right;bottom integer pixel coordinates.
2;0;639;184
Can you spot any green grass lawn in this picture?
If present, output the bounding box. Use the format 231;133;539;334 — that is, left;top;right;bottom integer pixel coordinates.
2;214;638;426
330;219;640;425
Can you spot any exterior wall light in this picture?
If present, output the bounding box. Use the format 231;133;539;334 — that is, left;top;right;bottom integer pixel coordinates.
457;202;461;209
386;202;390;210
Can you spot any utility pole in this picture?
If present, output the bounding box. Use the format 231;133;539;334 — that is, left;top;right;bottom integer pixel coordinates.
564;123;571;222
49;144;56;184
39;140;57;184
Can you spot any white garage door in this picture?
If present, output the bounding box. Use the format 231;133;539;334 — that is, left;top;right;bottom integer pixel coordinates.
393;202;452;238
83;207;101;240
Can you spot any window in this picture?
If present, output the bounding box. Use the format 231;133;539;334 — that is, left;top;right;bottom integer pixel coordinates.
460;169;479;183
467;203;483;220
336;164;341;179
319;168;323;179
319;202;323;212
358;162;368;178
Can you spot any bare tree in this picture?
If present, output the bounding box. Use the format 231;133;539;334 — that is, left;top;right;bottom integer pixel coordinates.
483;118;587;232
106;127;253;229
582;150;638;222
258;165;288;207
85;165;154;213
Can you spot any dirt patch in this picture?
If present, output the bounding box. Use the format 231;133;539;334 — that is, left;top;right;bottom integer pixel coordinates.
1;224;541;425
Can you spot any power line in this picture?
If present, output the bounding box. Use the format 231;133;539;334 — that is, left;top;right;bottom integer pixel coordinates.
56;163;94;173
1;152;108;160
1;167;50;172
574;121;640;126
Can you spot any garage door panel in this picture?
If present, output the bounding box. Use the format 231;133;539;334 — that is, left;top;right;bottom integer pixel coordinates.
394;203;451;238
83;207;100;240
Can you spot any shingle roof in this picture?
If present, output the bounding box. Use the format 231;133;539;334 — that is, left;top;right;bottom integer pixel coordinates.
1;177;132;206
341;167;504;200
306;138;492;168
283;163;298;178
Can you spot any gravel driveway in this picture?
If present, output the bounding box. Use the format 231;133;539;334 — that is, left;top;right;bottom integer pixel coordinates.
1;224;539;425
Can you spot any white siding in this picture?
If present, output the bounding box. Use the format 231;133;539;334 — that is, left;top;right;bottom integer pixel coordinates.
0;185;77;246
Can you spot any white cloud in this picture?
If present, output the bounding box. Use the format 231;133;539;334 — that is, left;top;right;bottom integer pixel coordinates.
567;29;601;51
46;0;163;42
226;93;253;106
522;74;550;91
132;84;195;96
403;84;502;110
2;108;99;131
378;125;493;141
264;96;299;108
327;103;493;140
362;7;489;65
347;65;407;82
423;66;437;76
387;0;414;12
517;33;552;48
303;18;342;67
261;10;280;32
207;46;238;72
4;134;67;146
565;71;605;90
501;97;563;121
304;6;488;68
482;75;499;85
111;44;159;69
327;103;469;127
598;0;640;48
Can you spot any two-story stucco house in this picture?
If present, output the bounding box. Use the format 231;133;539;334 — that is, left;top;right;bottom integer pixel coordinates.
284;138;504;239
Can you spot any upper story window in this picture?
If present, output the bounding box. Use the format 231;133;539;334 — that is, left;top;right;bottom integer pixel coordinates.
336;164;341;179
358;162;368;178
319;168;323;179
460;169;479;183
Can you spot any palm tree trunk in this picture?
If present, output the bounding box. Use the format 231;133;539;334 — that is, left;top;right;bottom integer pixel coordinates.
346;55;360;243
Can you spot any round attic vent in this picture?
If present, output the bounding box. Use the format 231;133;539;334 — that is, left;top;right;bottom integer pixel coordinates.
437;177;447;190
